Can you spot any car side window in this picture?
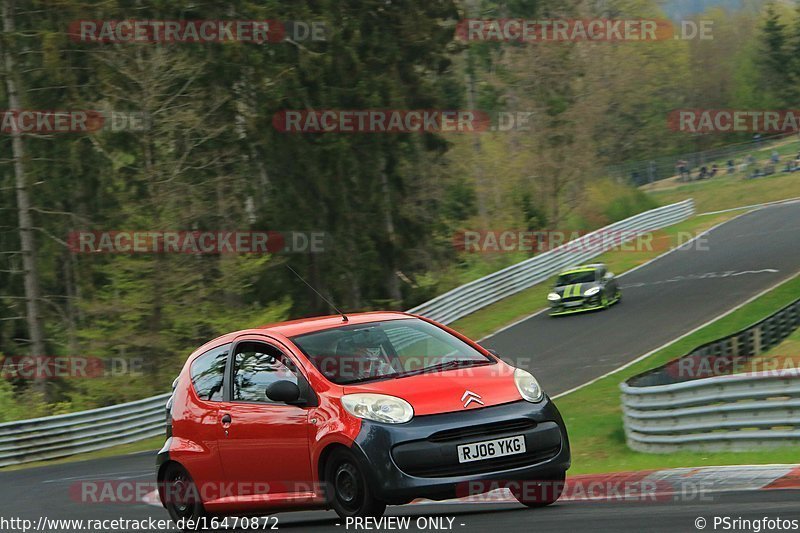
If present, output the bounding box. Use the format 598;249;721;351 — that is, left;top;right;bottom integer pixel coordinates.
233;341;300;403
190;344;230;402
597;266;606;279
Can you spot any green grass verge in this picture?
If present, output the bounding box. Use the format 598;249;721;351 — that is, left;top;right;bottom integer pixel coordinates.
762;328;800;358
559;273;800;475
451;211;740;340
742;314;800;374
648;172;800;214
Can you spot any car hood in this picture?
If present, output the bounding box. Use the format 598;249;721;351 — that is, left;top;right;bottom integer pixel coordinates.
554;281;599;297
341;362;522;416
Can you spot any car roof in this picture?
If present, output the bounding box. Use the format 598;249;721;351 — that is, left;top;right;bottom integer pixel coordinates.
189;311;414;357
559;263;604;275
260;311;413;337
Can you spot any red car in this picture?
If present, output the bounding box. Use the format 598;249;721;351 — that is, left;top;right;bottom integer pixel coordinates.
157;312;570;524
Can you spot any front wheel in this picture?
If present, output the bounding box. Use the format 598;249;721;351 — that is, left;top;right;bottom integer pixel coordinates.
511;471;567;508
325;449;387;519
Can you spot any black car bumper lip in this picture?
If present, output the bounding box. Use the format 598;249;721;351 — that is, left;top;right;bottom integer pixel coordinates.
351;398;570;504
550;295;604;315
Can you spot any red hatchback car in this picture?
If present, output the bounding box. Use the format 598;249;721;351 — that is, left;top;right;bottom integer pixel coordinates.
157;312;570;523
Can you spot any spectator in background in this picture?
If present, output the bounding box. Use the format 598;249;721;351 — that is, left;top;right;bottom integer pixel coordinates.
771;150;780;164
678;159;690;181
739;154;752;173
676;160;686;181
727;159;735;174
709;164;718;178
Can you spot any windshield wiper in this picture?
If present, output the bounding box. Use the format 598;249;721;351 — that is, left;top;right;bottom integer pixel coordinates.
393;359;492;379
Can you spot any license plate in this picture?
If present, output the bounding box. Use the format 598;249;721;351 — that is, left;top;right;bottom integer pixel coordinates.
457;435;526;463
564;301;583;307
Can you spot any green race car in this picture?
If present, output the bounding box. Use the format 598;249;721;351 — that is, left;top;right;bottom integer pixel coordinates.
547;263;621;316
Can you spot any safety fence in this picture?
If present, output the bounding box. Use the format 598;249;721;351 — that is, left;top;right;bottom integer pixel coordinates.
621;297;800;453
0;393;170;468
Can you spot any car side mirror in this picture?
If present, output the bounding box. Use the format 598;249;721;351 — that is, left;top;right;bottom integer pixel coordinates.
265;380;301;404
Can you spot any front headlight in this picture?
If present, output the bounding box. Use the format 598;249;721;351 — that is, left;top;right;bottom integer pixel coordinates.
341;393;414;424
584;287;600;296
547;292;561;301
514;368;544;402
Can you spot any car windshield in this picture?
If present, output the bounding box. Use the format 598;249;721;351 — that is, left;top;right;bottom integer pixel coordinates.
290;318;493;384
556;271;597;286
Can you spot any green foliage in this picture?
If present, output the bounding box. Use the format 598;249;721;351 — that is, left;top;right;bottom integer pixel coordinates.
599;182;661;223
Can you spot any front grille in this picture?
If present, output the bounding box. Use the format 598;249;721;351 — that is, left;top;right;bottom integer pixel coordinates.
392;418;563;479
428;419;536;443
402;446;560;478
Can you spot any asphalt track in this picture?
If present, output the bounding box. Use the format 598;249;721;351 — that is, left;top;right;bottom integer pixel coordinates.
1;201;799;532
483;201;800;395
2;451;799;532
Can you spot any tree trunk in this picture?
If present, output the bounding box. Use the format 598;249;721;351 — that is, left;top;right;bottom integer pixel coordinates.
465;64;489;224
2;0;47;394
379;161;402;307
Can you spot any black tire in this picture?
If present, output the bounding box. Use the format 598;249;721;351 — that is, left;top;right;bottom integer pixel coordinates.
324;449;386;519
160;463;207;530
511;471;567;508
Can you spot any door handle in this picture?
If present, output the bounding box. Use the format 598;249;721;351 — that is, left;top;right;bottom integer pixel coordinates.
221;413;232;425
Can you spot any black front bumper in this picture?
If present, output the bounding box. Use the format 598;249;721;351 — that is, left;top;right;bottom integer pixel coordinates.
551;295;602;312
351;398;570;504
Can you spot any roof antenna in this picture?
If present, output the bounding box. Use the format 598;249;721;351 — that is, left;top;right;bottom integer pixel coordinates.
286;265;349;322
